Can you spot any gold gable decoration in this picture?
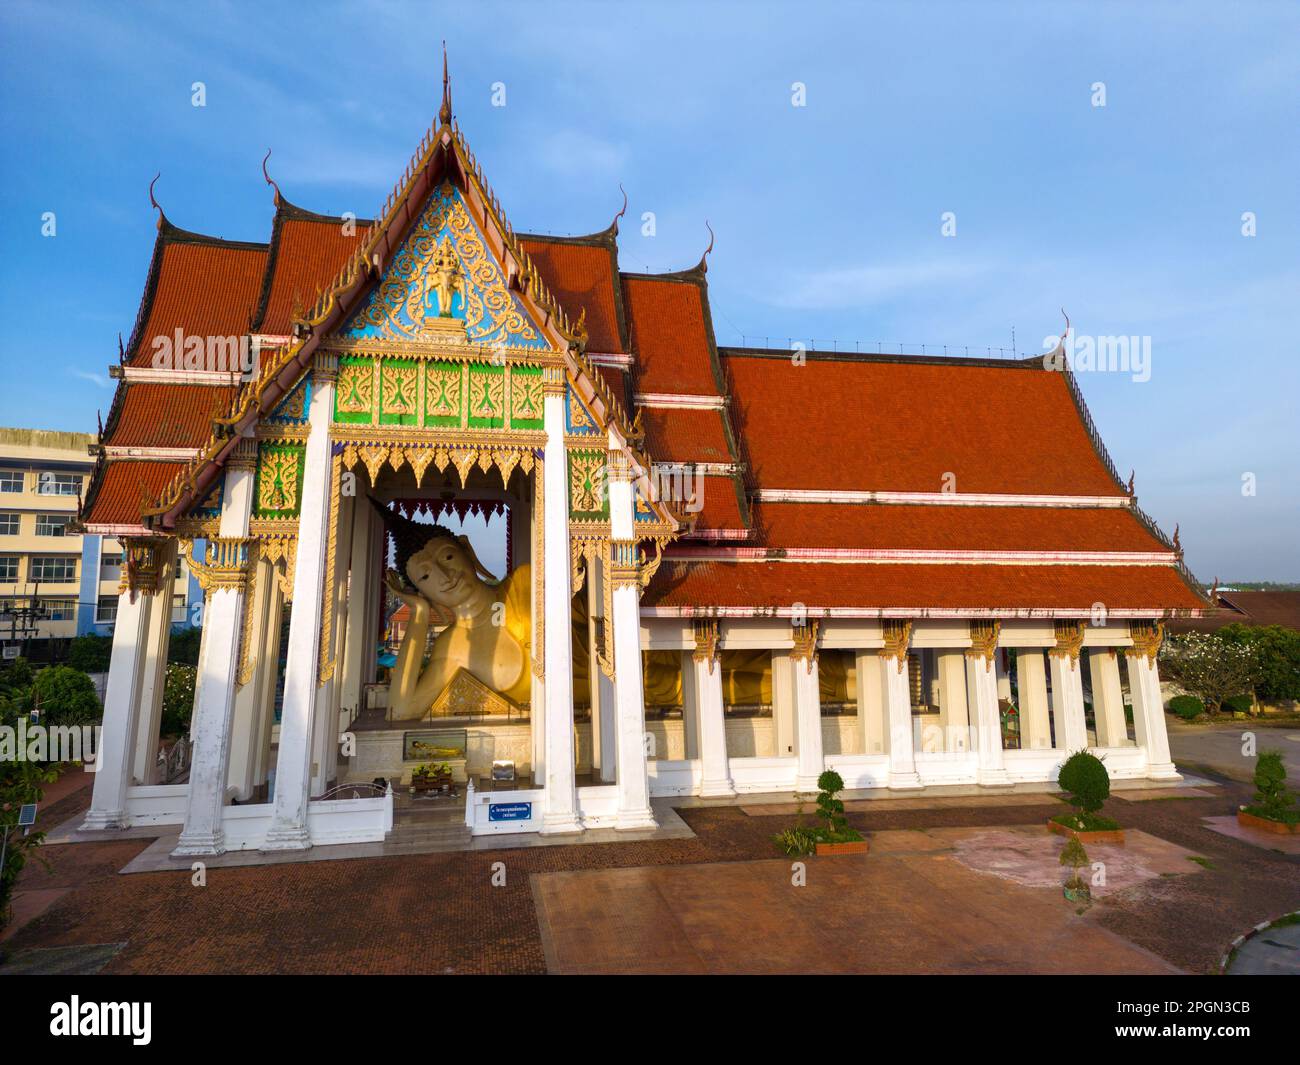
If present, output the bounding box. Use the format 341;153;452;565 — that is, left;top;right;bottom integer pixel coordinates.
429;667;521;718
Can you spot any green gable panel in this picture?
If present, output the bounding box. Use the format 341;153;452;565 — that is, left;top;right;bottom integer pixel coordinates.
334;357;375;425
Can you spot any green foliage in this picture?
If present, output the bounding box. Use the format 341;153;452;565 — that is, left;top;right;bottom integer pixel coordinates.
773;827;818;856
32;666;100;727
1051;811;1121;832
1222;693;1254;715
168;627;202;667
1169;694;1205;721
1249;749;1294;822
1058;835;1089;869
1057;750;1111;817
0;658;34;700
1;760;58;928
1218;624;1300;702
811;770;862;844
1160;632;1260;714
161;664;196;737
66;634;113;674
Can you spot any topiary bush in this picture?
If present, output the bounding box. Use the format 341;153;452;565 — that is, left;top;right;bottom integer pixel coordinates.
1169;694;1205;721
1246;749;1296;825
1054;750;1119;832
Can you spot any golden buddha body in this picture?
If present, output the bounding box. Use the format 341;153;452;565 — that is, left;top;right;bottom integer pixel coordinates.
386;526;531;720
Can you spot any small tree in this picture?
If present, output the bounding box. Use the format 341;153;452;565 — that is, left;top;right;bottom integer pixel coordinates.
815;770;849;839
32;666;101;727
1160;632;1260;715
1059;750;1110;815
1250;750;1294;822
1059;835;1091;901
161;664;197;737
1219;624;1300;702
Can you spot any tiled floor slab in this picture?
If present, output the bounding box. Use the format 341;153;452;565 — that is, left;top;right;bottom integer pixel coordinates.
530;830;1182;975
1201;815;1300;854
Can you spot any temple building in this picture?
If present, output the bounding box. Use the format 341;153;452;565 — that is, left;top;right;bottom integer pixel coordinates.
76;66;1206;854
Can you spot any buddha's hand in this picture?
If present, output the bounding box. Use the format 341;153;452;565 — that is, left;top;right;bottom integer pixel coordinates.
385;569;431;624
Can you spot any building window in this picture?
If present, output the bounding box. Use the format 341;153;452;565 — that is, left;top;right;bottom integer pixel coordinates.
100;553;123;580
35;513;71;537
30;556;77;582
172;593;188;623
0;471;22;494
0;556;18;581
41;597;77;621
96;595;118;623
37;473;81;496
0;513;18;535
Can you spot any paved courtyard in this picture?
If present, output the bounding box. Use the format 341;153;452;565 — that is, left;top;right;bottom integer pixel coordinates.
2;768;1297;975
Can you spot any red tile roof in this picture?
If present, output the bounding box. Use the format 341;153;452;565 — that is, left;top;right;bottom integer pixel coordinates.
255;206;369;336
750;502;1168;553
624;275;721;396
127;223;267;366
521;235;625;353
106;383;236;449
723;352;1126;496
644;560;1204;614
641;407;733;465
83;460;187;527
678;474;748;535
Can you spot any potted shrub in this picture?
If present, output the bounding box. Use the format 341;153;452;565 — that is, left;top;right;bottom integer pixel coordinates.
771;772;868;856
1237;750;1298;834
1049;750;1124;844
1059;834;1091;903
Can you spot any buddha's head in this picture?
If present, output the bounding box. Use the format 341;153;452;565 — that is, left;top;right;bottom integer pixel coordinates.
403;527;496;612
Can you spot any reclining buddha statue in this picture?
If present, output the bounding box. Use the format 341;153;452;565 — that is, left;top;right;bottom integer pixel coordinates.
381;508;531;721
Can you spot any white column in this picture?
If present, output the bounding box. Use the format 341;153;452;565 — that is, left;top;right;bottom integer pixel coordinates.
966;647;1011;786
339;493;377;719
311;490;353;795
251;569;285;796
538;377;581;833
131;542;176;785
588;556;616;782
791;628;824;793
1048;650;1089;754
172;544;248;856
1128;640;1179;780
882;638;921;789
680;650;700;761
692;627;734;797
1016;649;1052;749
81;545;161;830
263;362;336;850
1088;649;1128;747
227;555;273;800
173;450;257;857
771;651;796;758
607;448;656;830
936;650;971;753
856;649;886;755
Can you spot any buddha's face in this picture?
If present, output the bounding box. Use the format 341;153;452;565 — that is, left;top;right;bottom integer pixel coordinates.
407;536;481;610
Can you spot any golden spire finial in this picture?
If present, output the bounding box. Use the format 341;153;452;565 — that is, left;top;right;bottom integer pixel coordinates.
439;40;452;126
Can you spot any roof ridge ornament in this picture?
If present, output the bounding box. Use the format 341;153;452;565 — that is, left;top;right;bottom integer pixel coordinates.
1043;307;1070;366
148;172;164;230
438;40;453;127
699;220;715;273
611;183;628;234
261;149;282;206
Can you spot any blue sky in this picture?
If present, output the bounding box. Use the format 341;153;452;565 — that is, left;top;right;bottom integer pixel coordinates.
1;1;1296;580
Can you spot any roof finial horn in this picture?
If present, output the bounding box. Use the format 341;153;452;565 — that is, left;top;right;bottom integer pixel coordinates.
611;183;628;234
148;172;164;229
439;41;453;127
261;149;282;206
698;220;715;273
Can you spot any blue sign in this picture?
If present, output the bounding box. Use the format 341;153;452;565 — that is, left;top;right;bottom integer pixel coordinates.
488;802;532;823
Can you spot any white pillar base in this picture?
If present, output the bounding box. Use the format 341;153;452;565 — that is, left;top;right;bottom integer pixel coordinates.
977;768;1014;788
172;831;226;858
539;813;584;836
888;772;924;791
80;808;129;832
699;779;737;799
260;825;313;852
1145;762;1182;782
614;809;659;831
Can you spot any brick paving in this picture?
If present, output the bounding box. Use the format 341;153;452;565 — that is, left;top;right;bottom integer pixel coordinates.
2;770;1296;974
